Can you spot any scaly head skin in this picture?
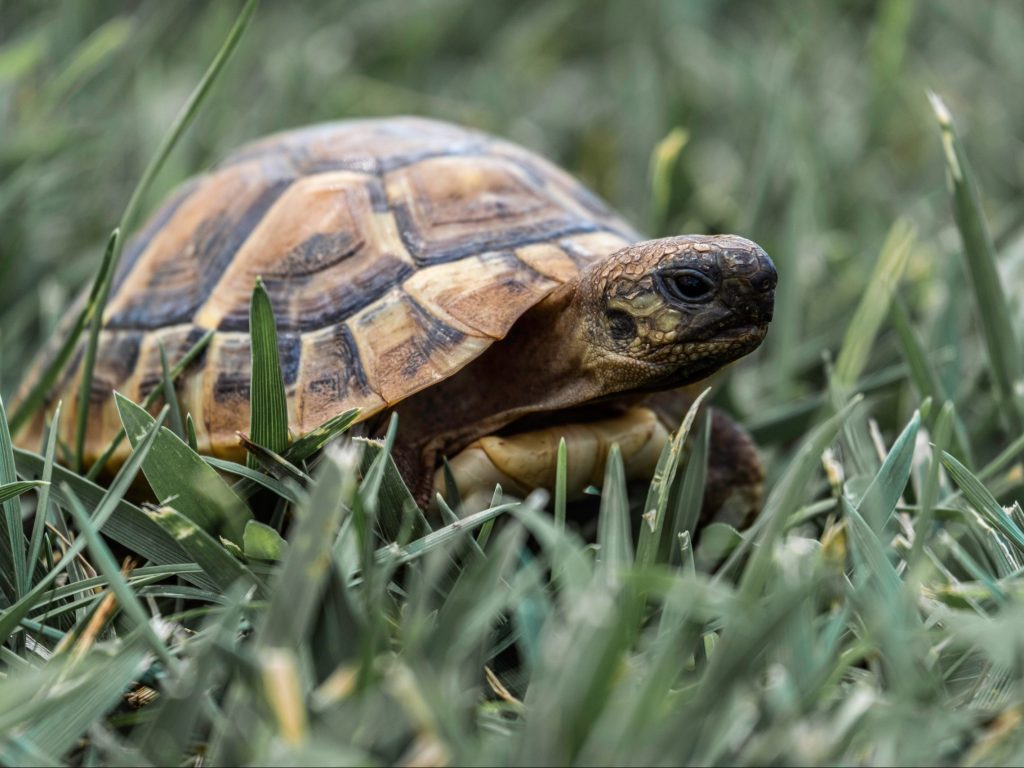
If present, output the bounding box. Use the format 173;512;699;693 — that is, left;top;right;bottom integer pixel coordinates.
573;234;777;391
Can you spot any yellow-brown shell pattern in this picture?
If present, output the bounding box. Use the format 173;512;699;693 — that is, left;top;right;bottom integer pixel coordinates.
19;117;640;466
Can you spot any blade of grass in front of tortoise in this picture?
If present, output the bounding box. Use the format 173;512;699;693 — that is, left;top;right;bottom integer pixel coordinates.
24;402;61;590
247;277;289;470
0;393;27;602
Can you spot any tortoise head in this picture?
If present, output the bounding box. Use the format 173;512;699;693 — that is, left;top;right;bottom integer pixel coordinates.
577;234;776;390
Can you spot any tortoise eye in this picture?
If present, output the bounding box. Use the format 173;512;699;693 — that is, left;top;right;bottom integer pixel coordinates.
659;270;715;303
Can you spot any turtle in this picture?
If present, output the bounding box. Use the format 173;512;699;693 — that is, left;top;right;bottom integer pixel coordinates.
15;116;776;520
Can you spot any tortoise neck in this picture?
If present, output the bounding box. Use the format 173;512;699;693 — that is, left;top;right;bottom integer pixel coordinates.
387;278;605;465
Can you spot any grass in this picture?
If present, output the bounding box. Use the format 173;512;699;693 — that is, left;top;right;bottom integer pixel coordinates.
2;0;1024;765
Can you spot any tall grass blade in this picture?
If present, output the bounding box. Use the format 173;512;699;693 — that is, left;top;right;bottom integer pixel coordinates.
636;387;709;569
930;91;1024;431
247;277;289;469
143;504;260;594
157;341;185;440
73;228;120;472
259;443;360;649
554;436;567;534
649;126;688;232
729;396;862;594
3;639;149;763
855;409;919;533
24;403;60;590
891;296;972;464
667;407;711;564
833;219;915;391
910;402;954;571
0;394;27;603
597;443;632;572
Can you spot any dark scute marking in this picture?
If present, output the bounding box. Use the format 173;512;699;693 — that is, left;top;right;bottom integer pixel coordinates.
88;332;142;404
105;179;294;331
110;178;198;298
196;178;293;290
365;176;389;213
220;259;415;333
390;200;612;267
214;372;251;402
401;294;466;378
279;332;301;387
336;323;370;392
137;372;162;402
263;231;362;278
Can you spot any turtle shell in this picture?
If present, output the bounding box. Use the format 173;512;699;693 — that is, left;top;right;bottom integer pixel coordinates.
22;117;641;465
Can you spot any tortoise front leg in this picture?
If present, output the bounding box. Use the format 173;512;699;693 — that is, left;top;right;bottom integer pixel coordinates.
434;401;765;530
435;407;670;513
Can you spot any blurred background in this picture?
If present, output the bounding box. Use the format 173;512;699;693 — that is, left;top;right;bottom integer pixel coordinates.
2;0;1023;481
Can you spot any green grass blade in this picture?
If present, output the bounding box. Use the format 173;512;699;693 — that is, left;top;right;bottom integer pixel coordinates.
855;409;920;533
206;456;303;505
282;407;360;463
259;443;360;649
667;407;711;565
85;328;214;481
73;228;120;472
115;392;251;545
243;520;287;561
0;394;27;602
833;218;915;391
158;341;185;440
554;437;567;535
909;402;954;572
6;638;149;764
0;480;46;504
636;387;710;569
8;276;108;437
597;443;633;572
247;277;289;469
14;449;214;588
144;504;260;594
930;92;1024;431
237;433;311;486
942;451;1024;554
186;412;199;451
24;403;59;589
649;126;688;233
727;396;862;594
0;407;167;644
890;296;973;464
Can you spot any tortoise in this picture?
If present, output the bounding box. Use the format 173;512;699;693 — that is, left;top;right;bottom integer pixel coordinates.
16;116;776;519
